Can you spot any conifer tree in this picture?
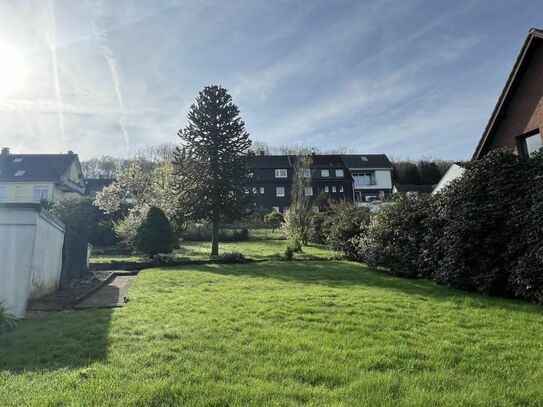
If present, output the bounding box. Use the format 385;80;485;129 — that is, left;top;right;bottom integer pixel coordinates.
172;85;252;256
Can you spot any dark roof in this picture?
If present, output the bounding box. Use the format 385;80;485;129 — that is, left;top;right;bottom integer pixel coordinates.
394;184;435;193
473;28;543;158
340;154;392;169
250;154;392;169
0;153;77;182
85;178;115;190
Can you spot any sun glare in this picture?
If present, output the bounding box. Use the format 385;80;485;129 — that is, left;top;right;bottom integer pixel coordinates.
0;42;26;96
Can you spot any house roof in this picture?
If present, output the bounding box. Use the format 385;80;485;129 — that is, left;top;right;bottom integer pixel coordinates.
84;178;115;190
0;153;78;182
250;154;392;169
394;184;435;193
473;28;543;158
340;154;392;169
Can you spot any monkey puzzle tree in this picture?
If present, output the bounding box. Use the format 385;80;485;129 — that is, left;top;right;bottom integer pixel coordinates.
172;85;252;256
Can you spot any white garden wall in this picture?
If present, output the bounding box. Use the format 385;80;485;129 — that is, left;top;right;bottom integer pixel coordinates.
0;204;65;318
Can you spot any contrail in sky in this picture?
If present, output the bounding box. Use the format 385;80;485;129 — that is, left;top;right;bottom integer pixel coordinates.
92;0;130;154
46;0;65;146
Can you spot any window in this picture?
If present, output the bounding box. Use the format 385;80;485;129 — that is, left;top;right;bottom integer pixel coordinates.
33;186;49;203
14;170;25;176
302;169;311;178
324;186;329;193
272;206;280;212
335;169;344;177
321;169;329;177
332;186;337;193
353;173;374;187
252;187;257;194
339;186;344;193
260;187;265;194
275;169;287;178
304;186;313;196
15;186;22;202
360;156;368;161
13;158;22;163
0;186;4;202
276;187;285;197
523;132;542;156
311;206;319;213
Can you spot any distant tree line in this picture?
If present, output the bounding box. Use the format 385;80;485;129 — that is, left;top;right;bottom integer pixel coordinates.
392;159;454;186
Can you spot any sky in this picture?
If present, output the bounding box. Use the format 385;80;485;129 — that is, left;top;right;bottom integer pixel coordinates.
0;0;542;161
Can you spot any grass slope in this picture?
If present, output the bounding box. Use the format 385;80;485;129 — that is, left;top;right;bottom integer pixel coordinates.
1;261;543;406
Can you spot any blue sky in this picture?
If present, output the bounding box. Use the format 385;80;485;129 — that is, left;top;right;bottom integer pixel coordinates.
1;0;542;160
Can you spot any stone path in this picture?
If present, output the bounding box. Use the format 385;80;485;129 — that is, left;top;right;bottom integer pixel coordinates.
75;274;135;309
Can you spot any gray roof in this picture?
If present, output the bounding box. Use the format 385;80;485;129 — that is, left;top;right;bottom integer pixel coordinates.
0;153;78;182
250;154;391;169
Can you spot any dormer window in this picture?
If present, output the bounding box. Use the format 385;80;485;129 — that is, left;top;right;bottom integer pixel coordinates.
13;158;23;163
14;170;25;176
321;169;329;177
275;169;287;178
335;169;344;177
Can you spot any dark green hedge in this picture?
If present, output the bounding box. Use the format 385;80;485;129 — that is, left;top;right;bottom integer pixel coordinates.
357;149;543;303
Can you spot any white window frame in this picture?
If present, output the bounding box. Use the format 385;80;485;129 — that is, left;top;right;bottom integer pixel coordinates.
339;186;344;193
335;169;344;177
260;187;265;194
33;186;49;203
272;206;280;212
302;168;311;178
14;170;25;177
321;169;329;177
13;158;23;163
332;186;337;193
324;186;329;193
275;169;287;178
276;187;285;197
304;186;313;196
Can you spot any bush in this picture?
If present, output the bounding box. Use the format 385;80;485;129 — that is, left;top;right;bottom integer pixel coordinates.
308;212;327;244
264;210;283;233
181;223;249;241
218;251;247;264
284;246;294;260
322;201;370;259
152;253;177;265
357;194;433;278
0;302;17;335
134;207;175;258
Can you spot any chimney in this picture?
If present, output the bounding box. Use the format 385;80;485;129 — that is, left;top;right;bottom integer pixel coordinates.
259;150;265;156
1;147;10;156
67;150;74;155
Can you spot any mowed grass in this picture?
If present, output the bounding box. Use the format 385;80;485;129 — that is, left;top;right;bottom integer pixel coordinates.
1;261;543;405
91;237;336;263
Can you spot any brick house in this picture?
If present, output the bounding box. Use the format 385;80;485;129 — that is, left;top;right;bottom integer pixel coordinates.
474;28;543;158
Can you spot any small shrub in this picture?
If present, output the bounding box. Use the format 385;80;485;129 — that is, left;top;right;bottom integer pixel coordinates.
218;251;247;264
152;253;177;265
134;207;175;258
0;302;17;335
308;212;327;244
323;201;370;259
284;246;295;260
357;194;433;278
264;210;283;233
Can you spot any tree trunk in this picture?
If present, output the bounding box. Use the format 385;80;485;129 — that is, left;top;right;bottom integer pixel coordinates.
211;220;219;257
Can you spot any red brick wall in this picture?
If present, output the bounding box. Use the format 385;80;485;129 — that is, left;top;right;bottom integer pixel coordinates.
488;43;543;154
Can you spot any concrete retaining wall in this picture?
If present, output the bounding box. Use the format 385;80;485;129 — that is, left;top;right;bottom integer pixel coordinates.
0;204;65;318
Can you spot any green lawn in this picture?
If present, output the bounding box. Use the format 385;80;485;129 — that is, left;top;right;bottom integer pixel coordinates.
91;239;337;263
1;261;543;405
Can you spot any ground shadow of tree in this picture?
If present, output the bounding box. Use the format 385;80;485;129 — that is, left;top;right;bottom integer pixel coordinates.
0;306;113;373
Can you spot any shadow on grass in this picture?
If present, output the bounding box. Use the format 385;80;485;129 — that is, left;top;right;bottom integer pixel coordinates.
0;307;113;373
177;261;543;315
